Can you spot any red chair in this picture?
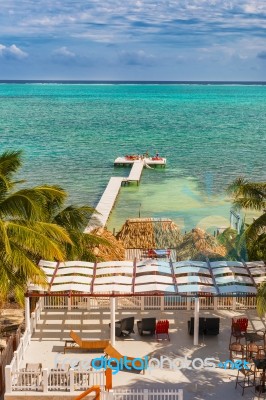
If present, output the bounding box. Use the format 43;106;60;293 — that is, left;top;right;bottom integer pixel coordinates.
236;318;248;333
155;320;170;341
232;318;248;333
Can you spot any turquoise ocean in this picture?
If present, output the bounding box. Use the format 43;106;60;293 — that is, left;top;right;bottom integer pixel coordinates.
0;83;265;233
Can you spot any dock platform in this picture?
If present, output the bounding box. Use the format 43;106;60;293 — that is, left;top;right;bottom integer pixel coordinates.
114;156;166;166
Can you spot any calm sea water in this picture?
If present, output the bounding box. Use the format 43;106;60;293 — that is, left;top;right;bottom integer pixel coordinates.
0;83;265;232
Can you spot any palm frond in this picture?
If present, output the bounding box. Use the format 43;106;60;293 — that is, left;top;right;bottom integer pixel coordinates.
227;177;266;211
245;213;266;243
7;221;68;261
257;282;266;316
53;205;95;231
0;150;22;177
0;189;47;220
0;219;11;255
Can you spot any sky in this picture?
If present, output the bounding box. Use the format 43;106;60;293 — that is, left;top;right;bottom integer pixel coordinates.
0;0;266;81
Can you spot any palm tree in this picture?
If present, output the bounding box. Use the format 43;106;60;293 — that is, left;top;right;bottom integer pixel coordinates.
216;224;248;261
227;177;266;211
0;150;72;303
0;150;111;304
45;202;109;261
227;177;266;260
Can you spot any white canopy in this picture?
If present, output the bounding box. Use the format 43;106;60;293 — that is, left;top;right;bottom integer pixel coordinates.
28;259;266;297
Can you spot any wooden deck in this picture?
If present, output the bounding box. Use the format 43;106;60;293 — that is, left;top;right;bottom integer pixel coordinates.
114;156;166;166
124;160;144;184
84;177;124;233
85;156;167;232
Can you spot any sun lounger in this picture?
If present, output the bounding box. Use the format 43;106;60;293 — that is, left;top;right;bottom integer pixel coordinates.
137;318;156;336
64;331;109;353
104;344;147;374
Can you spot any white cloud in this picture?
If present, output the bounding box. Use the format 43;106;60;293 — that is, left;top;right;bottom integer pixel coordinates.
53;46;75;58
0;44;28;59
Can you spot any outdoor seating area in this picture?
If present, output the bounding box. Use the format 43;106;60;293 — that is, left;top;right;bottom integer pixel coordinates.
137;318;156;336
228;317;266;396
109;317;135;337
4;258;266;399
187;317;220;336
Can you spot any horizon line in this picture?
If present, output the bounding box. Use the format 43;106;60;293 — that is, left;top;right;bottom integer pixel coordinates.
1;79;266;85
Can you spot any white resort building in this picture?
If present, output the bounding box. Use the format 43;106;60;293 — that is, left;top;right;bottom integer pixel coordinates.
3;258;266;400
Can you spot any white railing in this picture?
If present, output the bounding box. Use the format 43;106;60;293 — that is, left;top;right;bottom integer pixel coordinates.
8;328;31;376
236;296;257;309
74;369;105;391
165;296;188;310
199;297;214;309
11;370;42;391
6;367;106;393
103;388;183;400
117;297;142;310
48;370;70;391
44;295;68;309
43;295;257;311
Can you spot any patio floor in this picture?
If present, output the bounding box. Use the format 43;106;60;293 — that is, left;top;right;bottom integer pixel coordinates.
22;308;266;400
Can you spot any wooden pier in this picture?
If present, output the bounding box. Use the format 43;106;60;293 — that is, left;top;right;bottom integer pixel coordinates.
85;156;167;232
84;177;124;233
125;160;144;185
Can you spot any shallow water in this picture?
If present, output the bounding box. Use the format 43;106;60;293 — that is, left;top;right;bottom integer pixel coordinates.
0;83;265;232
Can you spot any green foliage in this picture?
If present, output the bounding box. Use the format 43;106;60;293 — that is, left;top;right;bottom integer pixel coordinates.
227;177;266;261
256;282;266;317
0;150;108;304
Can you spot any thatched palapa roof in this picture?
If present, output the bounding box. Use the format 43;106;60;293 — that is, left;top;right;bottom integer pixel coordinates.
176;228;227;260
116;218;181;249
92;228;125;261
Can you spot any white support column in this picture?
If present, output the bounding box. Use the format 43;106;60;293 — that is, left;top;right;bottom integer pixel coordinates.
194;297;200;346
14;350;19;370
232;297;236;311
141;296;145;311
187;297;191;311
143;389;149;400
67;297;72;311
25;296;31;332
42;368;48;392
110;297;116;346
107;389;114;400
214;297;218;311
69;368;75;392
160;296;165;311
5;366;12;393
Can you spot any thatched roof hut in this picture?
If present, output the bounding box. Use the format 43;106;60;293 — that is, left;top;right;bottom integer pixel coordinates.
91;228;125;261
176;228;227;261
116;218;181;249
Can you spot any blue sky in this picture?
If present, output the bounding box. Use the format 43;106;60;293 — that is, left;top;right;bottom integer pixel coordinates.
0;0;266;80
